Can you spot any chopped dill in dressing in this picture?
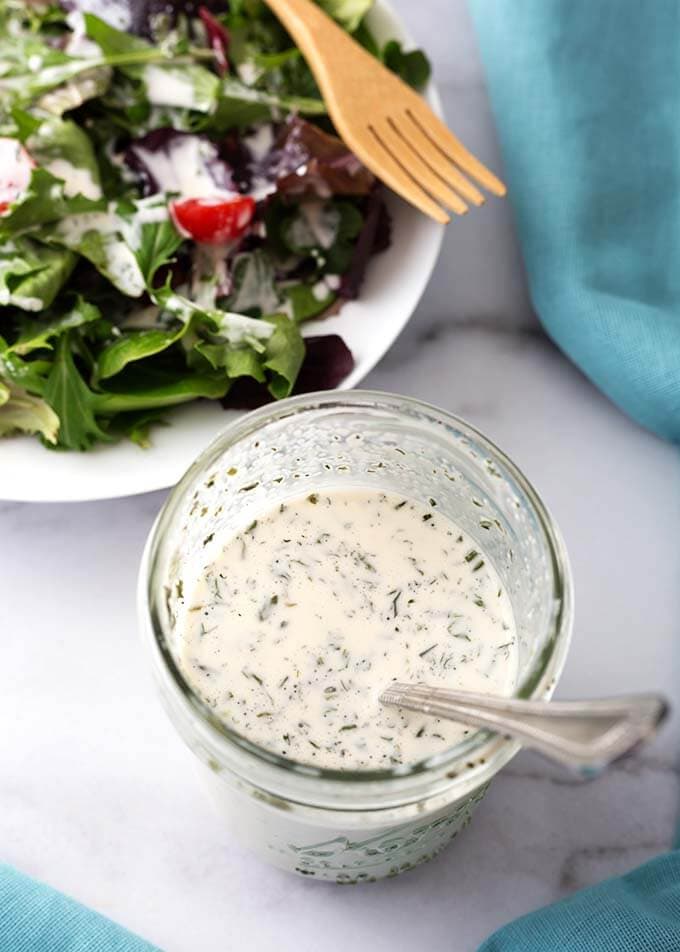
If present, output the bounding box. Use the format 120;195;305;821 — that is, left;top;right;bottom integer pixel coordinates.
178;488;518;770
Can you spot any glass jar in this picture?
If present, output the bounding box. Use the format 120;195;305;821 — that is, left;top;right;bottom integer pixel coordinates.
138;391;572;883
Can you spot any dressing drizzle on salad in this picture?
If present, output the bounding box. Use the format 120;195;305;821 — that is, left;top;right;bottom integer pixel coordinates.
0;0;430;449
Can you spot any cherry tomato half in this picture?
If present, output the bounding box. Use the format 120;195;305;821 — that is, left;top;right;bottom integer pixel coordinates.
170;195;255;244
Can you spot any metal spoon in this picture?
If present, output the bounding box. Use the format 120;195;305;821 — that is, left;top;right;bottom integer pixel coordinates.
380;684;670;775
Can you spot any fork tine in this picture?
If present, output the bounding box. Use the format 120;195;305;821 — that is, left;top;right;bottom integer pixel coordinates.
406;102;507;196
359;126;452;223
389;116;485;207
372;120;469;215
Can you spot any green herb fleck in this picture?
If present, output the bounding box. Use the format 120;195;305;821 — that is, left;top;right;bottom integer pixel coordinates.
390;589;402;618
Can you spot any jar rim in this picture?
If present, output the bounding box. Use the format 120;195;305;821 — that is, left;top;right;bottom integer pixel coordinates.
141;390;573;793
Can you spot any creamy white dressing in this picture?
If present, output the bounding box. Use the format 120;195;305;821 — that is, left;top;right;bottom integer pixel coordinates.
291;201;340;251
55;208;145;297
66;1;130;32
143;66;206;111
243;125;275;163
0;292;42;311
236;62;260;87
45;159;102;200
133;137;234;200
179;489;518;770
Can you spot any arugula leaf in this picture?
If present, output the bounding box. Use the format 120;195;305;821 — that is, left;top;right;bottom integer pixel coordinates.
48;206;146;297
283;282;336;322
96;325;185;381
11;296;101;355
381;40;431;89
83;13;150;57
317;0;373;32
126;209;183;287
0;50;105;108
107;408;169;448
263;314;305;398
0;380;59;444
0;238;76;311
93;366;230;414
43;333;111;450
209;77;325;130
85;15;219;113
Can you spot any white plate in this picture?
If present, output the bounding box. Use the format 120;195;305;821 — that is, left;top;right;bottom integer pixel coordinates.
0;2;444;502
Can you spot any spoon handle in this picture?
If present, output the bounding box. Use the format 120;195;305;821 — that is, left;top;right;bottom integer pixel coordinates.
380;684;669;774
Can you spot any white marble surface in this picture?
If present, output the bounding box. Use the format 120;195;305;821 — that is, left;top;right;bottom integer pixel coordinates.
3;2;680;950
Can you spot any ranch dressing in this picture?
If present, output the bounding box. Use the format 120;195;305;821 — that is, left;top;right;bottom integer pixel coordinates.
179;489;518;770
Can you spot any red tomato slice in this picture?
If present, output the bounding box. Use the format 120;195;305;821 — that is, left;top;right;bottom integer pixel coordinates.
170;196;255;244
0;138;35;215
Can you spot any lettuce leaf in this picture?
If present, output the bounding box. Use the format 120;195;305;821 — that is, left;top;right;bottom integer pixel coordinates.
43;333;112;450
0;238;76;311
10;296;101;355
263;313;305;399
45;196;178;299
0;379;59;443
208;78;325;131
381;40;431;89
92;366;230;414
96;325;185;381
27;115;102;200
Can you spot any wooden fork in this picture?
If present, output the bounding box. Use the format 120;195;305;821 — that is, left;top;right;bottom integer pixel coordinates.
263;0;506;223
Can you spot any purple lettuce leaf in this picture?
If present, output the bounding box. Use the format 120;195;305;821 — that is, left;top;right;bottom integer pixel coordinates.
339;186;392;300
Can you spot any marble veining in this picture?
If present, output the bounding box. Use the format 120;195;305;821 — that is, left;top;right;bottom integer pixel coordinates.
2;1;680;950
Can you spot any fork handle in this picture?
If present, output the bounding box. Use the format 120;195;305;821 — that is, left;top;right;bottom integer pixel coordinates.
380;684;669;775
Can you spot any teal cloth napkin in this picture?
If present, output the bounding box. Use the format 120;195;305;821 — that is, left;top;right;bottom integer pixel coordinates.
469;0;680;443
0;865;161;952
468;0;680;947
478;854;680;951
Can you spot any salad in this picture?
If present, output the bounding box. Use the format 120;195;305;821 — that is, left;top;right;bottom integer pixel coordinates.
0;0;430;450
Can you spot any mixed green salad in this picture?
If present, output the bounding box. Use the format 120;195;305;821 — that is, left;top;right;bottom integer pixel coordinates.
0;0;430;450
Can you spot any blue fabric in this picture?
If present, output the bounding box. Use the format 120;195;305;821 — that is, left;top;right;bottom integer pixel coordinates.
469;0;680;947
0;865;161;952
478;853;680;951
469;0;680;443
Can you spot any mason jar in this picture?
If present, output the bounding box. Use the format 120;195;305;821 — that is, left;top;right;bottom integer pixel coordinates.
138;391;572;883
